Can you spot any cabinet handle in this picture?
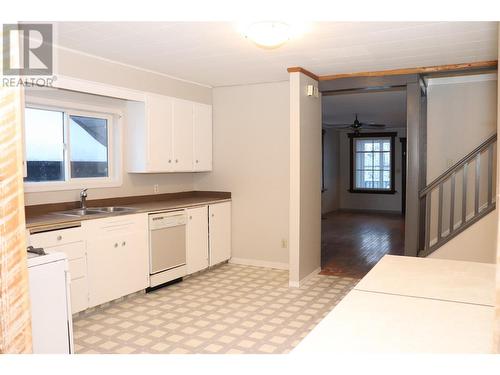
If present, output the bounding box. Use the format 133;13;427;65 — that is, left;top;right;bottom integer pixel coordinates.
189;216;192;220
122;241;126;246
175;159;179;163
211;214;215;217
57;235;62;241
114;243;118;248
168;159;172;163
196;160;199;163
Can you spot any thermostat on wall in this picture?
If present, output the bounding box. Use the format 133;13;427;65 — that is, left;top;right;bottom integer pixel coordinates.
307;84;320;98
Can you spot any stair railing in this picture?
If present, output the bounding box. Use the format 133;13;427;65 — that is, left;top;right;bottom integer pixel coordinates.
418;133;497;256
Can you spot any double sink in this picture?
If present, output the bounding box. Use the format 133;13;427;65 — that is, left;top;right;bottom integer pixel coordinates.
57;206;137;217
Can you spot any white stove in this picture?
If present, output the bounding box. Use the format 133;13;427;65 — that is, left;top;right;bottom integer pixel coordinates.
27;249;74;354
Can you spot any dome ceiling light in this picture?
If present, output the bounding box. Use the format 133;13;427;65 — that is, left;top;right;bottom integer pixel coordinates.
240;21;305;49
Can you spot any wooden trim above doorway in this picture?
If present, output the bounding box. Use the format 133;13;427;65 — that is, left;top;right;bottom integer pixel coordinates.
287;60;497;83
318;60;497;81
287;67;319;81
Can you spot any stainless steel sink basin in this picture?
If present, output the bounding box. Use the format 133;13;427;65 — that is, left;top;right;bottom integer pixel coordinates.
58;208;105;217
56;206;137;217
93;206;137;214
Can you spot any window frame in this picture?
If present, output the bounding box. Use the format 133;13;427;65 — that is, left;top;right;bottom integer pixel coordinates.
348;132;397;194
23;101;122;192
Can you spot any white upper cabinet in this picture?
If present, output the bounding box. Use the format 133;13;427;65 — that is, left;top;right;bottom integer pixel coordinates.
172;99;194;171
147;94;173;172
126;93;212;173
193;103;213;171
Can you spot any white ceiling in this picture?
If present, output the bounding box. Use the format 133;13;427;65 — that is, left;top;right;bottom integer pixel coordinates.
322;90;407;128
54;22;498;87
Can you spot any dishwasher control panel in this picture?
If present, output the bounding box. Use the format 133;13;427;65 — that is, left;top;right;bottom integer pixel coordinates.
149;211;187;230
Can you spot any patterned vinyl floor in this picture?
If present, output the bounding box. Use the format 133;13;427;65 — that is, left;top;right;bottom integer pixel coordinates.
73;263;358;354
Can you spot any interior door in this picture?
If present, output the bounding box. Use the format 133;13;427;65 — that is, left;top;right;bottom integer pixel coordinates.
172;99;194;171
186;206;209;274
193;103;212;171
209;202;231;266
147;94;173;171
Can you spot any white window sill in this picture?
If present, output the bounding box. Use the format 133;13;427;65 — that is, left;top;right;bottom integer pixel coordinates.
24;178;122;193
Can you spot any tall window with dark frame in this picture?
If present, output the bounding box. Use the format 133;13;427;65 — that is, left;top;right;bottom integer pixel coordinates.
349;132;396;194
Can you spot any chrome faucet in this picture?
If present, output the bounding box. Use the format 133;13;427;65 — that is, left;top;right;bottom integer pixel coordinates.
80;188;88;209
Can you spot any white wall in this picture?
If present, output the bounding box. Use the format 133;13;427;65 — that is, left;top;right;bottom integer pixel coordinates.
322;128;340;214
289;72;322;285
24;88;195;206
426;74;498;263
429;208;497;263
337;128;406;212
193;81;290;269
55;46;212;104
427;75;497;181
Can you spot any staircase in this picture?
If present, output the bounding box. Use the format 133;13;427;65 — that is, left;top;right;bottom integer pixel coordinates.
418;133;497;257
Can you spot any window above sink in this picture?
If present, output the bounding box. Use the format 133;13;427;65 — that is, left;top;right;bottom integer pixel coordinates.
23;99;123;192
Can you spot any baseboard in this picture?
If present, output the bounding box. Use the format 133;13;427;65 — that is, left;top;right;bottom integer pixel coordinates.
289;266;321;288
229;257;289;270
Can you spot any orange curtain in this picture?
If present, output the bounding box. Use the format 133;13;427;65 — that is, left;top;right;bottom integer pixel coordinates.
0;84;32;354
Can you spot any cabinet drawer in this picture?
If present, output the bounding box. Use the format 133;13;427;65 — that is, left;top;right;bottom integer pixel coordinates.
37;241;86;261
70;277;88;314
68;258;87;280
29;226;83;248
83;213;147;235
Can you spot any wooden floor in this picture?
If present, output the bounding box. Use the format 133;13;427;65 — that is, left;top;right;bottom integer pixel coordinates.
321;210;405;278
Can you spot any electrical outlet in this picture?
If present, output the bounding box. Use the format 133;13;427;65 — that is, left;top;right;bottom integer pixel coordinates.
153;184;159;193
281;239;288;249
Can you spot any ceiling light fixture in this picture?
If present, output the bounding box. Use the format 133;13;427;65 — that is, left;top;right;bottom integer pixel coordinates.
240;21;295;49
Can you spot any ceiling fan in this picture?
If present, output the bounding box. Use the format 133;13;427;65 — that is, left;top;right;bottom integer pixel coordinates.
325;114;386;133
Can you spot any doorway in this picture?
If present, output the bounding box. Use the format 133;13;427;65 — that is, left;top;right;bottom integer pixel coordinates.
320;89;407;278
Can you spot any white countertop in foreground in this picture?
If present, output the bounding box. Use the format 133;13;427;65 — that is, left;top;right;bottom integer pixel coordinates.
356;255;495;306
294;255;495;354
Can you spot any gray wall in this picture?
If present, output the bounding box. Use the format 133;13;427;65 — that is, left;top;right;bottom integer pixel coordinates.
321;128;340;214
193;81;290;268
289;72;322;284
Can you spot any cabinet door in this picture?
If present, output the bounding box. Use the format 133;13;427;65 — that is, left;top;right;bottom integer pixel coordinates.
186;206;209;274
87;228;149;308
193;103;212;171
172;99;194;171
209;202;231;266
147;94;173;171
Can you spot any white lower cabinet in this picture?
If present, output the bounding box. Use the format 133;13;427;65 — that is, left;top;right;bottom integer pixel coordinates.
29;227;89;314
209;202;232;266
84;214;149;308
28;201;231;314
186;205;209;274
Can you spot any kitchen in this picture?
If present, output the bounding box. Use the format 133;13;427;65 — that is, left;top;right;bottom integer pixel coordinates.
1;14;499;368
23;83;234;353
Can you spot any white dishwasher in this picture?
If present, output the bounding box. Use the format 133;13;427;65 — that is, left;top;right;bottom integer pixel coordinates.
148;210;187;289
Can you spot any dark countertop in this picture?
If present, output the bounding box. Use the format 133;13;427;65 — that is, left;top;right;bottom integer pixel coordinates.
25;191;231;231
